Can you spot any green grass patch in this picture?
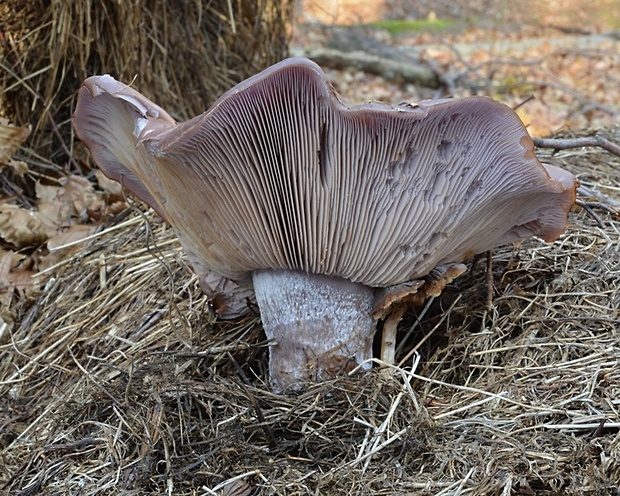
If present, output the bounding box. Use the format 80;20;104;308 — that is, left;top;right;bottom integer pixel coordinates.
368;18;453;35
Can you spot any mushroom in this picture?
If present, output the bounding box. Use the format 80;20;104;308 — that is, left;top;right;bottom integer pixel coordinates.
73;57;576;392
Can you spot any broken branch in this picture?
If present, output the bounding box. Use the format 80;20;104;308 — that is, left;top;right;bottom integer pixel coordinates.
289;47;442;88
533;136;620;157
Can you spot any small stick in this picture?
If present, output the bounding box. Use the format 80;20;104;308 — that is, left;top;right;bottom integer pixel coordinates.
480;250;494;331
576;200;607;228
380;306;406;366
44;437;103;452
485;250;494;311
532;136;620;157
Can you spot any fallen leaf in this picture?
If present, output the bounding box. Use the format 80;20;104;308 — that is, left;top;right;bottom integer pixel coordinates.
0;205;49;247
46;224;94;252
0;117;30;175
95;170;123;196
0;250;12;291
36;175;104;231
0;249;34;300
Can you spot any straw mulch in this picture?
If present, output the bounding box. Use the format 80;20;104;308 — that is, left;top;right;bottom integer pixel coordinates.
1;125;619;495
0;0;290;173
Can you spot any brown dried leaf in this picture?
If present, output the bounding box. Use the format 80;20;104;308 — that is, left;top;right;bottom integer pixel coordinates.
61;175;103;218
0;175;103;251
0;250;12;291
218;479;253;496
95;169;124;196
0;117;30;174
0;313;12;345
0;204;49;247
8;269;36;291
0;249;34;295
35;175;104;230
46;224;94;252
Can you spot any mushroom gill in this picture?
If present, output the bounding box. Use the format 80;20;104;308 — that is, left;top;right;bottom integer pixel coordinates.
74;57;576;392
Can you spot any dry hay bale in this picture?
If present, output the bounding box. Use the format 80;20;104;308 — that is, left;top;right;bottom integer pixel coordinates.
1;128;620;494
0;0;290;170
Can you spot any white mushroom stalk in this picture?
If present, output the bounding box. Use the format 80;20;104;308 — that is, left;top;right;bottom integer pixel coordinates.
253;270;375;390
74;57;577;392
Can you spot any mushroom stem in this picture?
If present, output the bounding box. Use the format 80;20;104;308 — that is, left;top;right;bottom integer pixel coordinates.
252;270;376;393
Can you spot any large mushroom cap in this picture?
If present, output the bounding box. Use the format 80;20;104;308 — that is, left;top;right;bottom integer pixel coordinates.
74;57;576;291
74;57;576;391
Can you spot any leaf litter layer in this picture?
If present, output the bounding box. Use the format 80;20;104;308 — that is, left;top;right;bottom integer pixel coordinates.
1;128;620;495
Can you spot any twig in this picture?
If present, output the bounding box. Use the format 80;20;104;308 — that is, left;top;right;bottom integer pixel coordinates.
577;186;620;209
480;251;494;331
44;437;105;452
576;200;607;228
576;200;618;216
512;95;535;112
543;421;620;431
533;135;620;157
47;111;81;173
394;297;434;357
485;251;494;310
289;47;441;88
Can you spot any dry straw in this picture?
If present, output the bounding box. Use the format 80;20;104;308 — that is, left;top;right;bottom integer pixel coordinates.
0;0;290;169
1;127;619;494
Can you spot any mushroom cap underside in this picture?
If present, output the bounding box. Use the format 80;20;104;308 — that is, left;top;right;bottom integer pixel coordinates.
74;57;577;289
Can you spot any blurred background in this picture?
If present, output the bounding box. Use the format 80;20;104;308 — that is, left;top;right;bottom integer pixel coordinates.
294;0;620;136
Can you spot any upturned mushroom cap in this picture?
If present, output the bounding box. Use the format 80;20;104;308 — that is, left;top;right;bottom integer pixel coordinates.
74;57;576;391
74;58;576;292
